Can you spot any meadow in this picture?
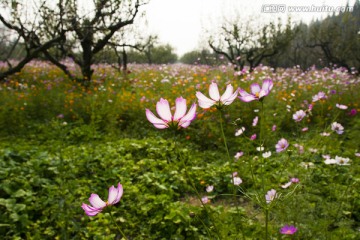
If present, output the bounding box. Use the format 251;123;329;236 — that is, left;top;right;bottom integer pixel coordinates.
0;60;360;239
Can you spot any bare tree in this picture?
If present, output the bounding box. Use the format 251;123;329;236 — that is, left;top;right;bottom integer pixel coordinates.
40;0;148;84
208;17;295;72
0;0;148;84
0;1;66;81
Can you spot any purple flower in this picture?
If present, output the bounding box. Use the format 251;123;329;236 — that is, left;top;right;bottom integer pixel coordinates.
280;225;298;235
348;108;357;116
146;97;196;129
292;110;306;122
276;138;289;152
238;79;273;102
82;183;123;216
265;189;277;204
196;82;238;109
272;125;276;131
291;178;299;183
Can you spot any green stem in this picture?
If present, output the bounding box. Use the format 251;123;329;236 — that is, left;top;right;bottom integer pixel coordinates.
218;109;231;162
265;209;269;240
173;135;221;239
218;109;245;239
260;101;265;192
109;209;128;240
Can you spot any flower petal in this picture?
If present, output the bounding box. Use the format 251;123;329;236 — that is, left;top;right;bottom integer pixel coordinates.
222;87;239;105
262;79;273;92
258;89;268;99
238;89;256;102
250;83;261;95
173;97;187;121
107;185;118;205
156;98;172;121
145;109;168;129
89;194;106;209
209;82;220;101
220;84;234;102
114;183;123;204
196;91;216;108
82;203;102;216
179;103;197;128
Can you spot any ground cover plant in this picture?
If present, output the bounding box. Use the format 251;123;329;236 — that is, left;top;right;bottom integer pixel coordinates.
0;61;360;239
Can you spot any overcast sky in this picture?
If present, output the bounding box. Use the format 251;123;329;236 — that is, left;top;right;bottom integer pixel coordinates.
142;0;356;56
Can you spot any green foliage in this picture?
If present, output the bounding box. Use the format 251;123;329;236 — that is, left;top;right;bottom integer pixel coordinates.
127;44;178;64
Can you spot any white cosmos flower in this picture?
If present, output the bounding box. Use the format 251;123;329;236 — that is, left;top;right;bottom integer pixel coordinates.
196;82;238;109
262;151;271;158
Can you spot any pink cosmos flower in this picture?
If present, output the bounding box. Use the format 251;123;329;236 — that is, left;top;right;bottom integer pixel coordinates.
234;151;244;159
82;183;123;216
196;82;238;109
276;138;289;152
291;178;299;183
308;104;313;111
331;122;344;134
336;104;348;110
272;125;276;131
265;189;277;204
252;116;259;126
280;225;297;235
238;79;273;102
232;177;243;186
250;134;257;140
201;196;210;204
146;97;196;129
312;91;327;102
292;110;306;122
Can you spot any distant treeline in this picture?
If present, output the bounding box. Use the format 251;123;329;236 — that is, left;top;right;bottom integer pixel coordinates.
1;0;359;83
181;1;359;73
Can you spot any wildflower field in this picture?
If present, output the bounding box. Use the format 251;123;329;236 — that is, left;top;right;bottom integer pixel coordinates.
0;61;360;239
